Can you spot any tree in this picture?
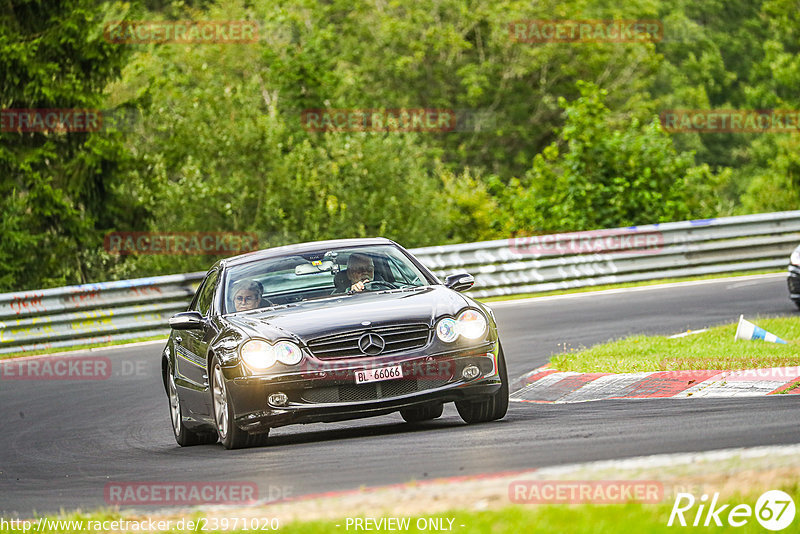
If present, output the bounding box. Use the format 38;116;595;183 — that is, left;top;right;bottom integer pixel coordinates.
737;0;800;213
105;0;453;277
506;82;723;233
0;0;135;290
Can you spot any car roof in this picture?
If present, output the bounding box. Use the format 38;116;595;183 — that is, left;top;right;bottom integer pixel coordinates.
221;237;398;268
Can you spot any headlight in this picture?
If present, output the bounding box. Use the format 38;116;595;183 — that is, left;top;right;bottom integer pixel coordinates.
436;318;459;342
791;247;800;266
436;310;487;342
273;341;303;365
240;339;303;371
240;340;276;370
456;309;487;339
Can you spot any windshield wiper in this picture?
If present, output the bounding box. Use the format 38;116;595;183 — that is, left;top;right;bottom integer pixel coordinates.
376;286;425;294
238;303;297;315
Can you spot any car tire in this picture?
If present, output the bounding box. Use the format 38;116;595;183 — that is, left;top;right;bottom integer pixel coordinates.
211;360;269;449
167;367;217;447
400;402;444;423
455;345;509;424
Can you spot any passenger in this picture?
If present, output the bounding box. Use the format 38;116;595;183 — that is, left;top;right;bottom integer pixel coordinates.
231;280;264;312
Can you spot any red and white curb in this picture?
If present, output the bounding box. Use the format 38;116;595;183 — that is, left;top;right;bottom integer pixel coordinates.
511;366;800;403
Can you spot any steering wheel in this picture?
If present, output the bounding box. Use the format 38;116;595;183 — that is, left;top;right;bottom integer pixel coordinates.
363;280;396;290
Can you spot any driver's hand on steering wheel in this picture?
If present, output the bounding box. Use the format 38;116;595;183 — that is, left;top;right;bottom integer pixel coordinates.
349;278;369;293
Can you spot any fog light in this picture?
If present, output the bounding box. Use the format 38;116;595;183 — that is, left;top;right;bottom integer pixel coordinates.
268;392;288;406
462;365;481;381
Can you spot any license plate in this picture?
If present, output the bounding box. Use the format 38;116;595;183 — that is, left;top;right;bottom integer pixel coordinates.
355;365;403;384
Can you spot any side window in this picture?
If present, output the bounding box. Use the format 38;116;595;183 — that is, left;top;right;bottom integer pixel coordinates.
195;270;219;316
188;280;205;312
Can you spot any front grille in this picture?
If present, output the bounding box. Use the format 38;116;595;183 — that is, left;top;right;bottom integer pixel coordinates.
307;324;430;359
300;377;450;404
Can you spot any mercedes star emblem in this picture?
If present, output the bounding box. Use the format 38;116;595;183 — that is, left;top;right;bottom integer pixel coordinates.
358;333;386;355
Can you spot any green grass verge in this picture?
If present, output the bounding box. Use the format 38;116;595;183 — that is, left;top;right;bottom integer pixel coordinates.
279;493;800;534
0;334;168;361
777;380;800;394
550;317;800;373
4;484;798;533
477;269;783;303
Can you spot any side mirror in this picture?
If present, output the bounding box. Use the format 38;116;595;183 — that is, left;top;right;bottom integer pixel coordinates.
444;272;475;292
169;311;205;330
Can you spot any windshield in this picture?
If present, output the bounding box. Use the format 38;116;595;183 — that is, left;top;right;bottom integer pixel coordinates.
223;244;429;314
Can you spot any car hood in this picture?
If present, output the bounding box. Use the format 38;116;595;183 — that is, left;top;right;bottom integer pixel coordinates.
223;286;469;344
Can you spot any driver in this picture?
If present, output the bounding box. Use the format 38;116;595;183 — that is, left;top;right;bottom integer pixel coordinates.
231;280;265;312
345;253;374;293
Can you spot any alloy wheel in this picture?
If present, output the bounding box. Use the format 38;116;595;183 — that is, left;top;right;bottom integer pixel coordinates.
212;364;229;439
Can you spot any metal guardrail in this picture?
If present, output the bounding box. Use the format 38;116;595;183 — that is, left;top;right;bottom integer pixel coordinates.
1;211;798;354
415;211;800;298
0;274;203;354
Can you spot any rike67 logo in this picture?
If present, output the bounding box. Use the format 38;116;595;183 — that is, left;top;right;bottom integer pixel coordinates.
668;490;796;530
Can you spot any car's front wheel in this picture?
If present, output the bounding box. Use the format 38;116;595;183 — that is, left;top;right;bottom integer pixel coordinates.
455;346;509;424
167;368;217;446
400;402;444;423
211;360;269;449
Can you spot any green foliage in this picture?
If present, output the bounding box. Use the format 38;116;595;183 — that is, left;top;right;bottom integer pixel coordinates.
306;0;664;179
501;82;723;233
103;7;453;277
0;0;134;291
439;167;505;243
653;0;800;212
735;0;800;213
740;136;800;213
2;0;798;291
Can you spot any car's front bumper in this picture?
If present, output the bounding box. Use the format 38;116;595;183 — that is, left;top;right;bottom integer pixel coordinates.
224;343;501;431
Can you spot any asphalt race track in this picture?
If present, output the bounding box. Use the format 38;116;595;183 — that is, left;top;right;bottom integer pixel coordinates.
1;274;798;516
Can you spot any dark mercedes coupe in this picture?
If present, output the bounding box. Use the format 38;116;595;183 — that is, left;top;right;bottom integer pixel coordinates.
162;238;509;449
